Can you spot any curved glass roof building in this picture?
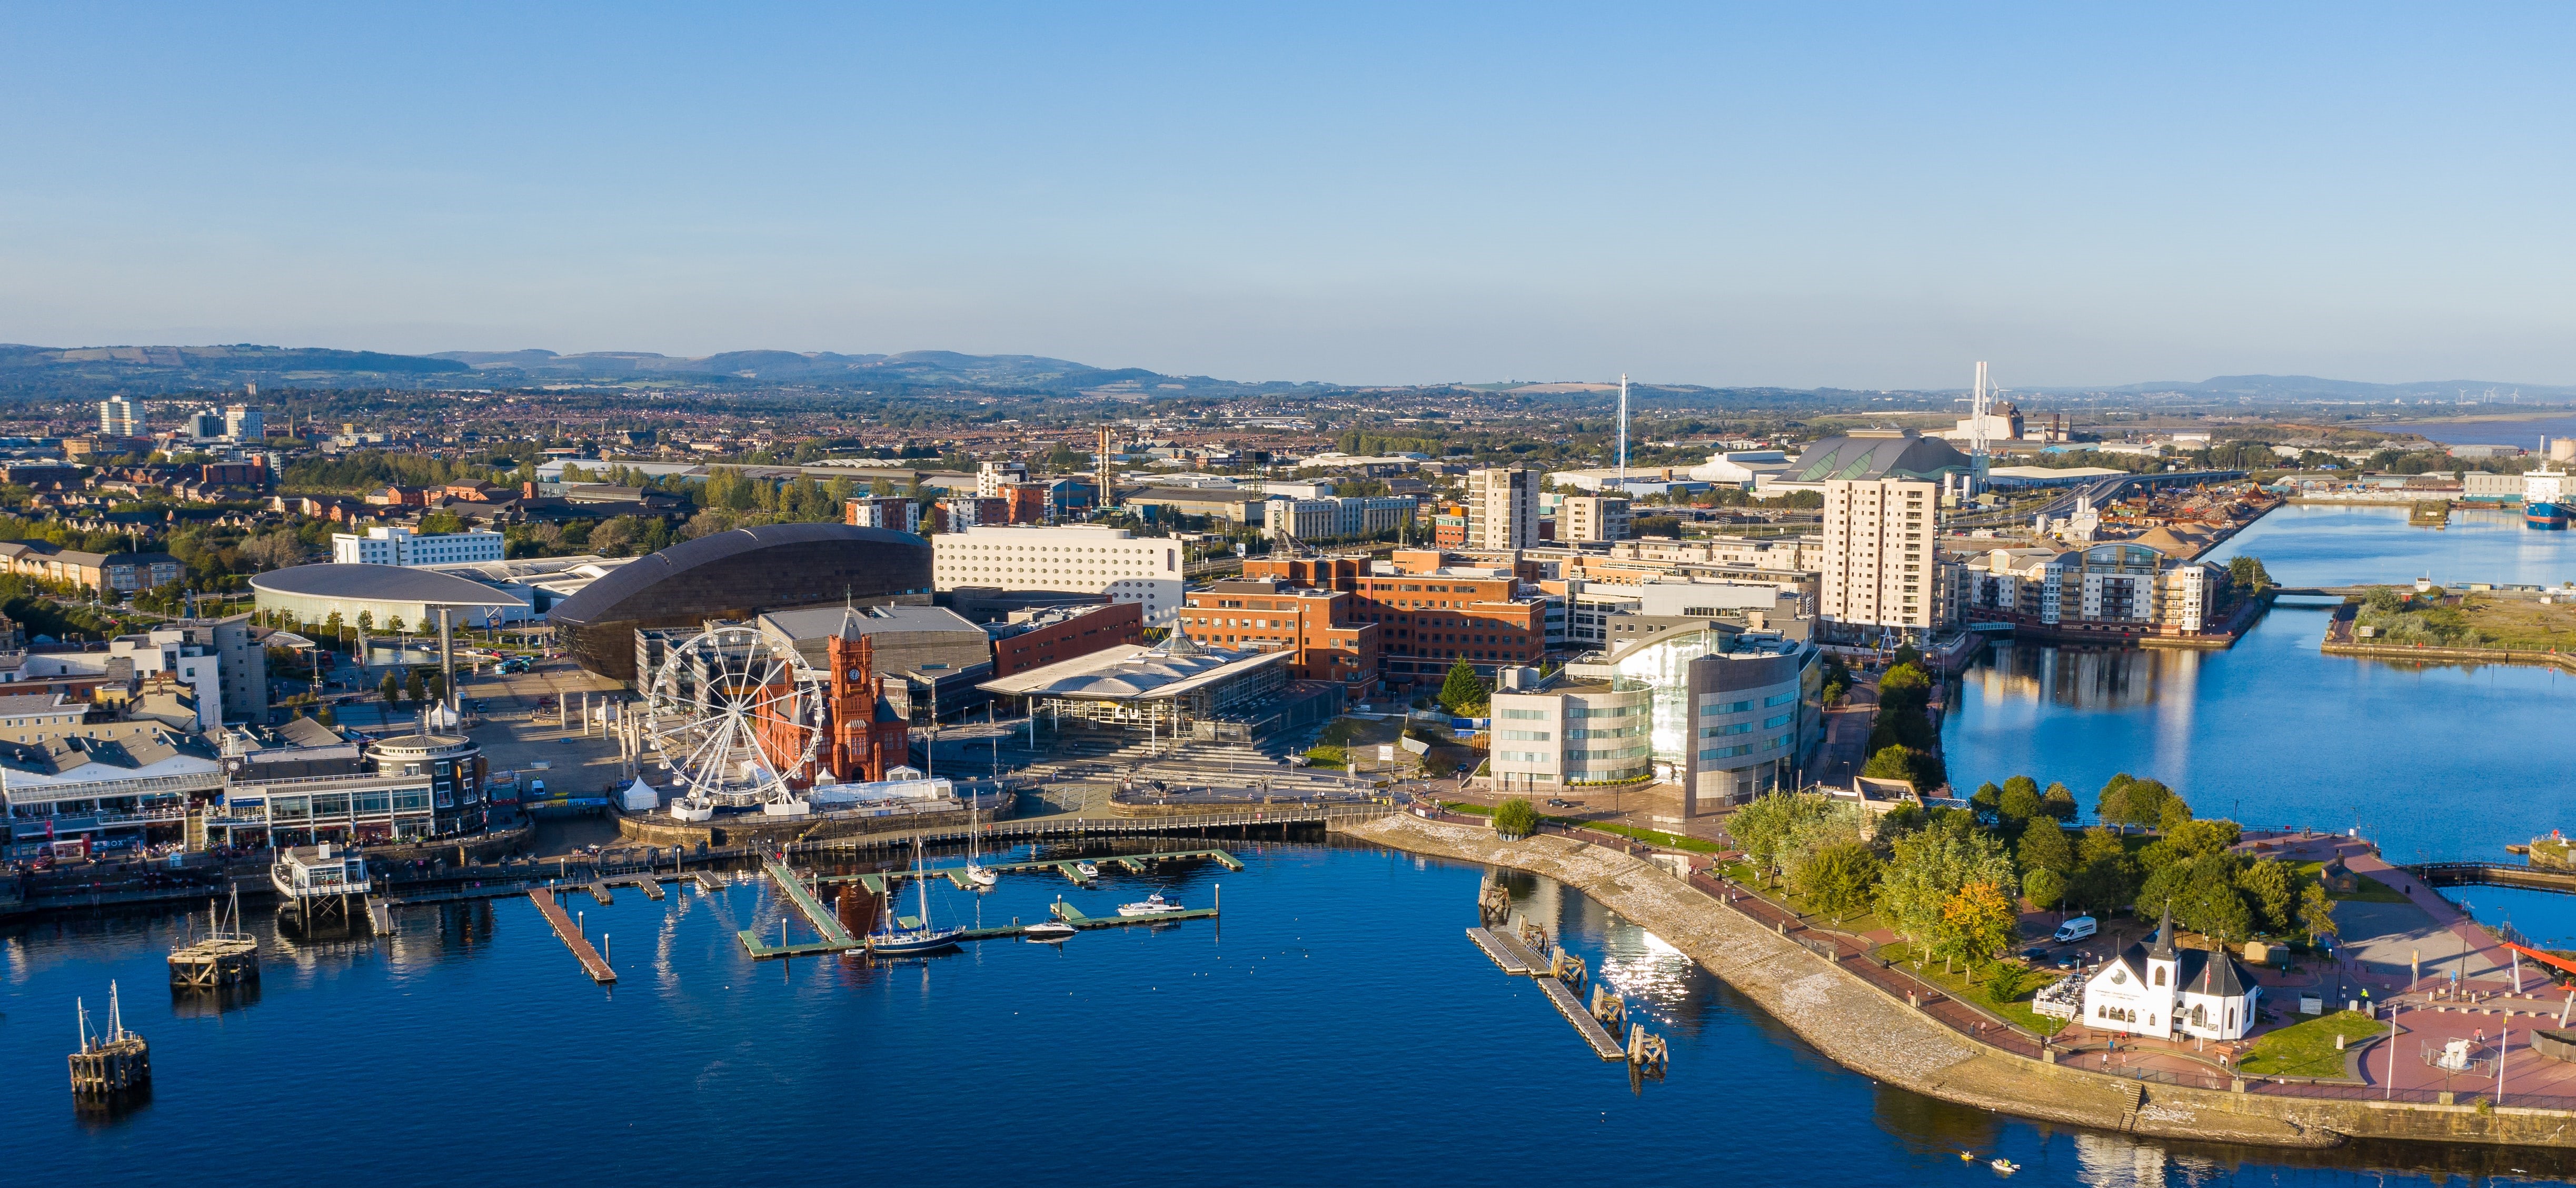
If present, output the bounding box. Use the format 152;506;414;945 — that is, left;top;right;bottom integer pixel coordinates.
548;523;932;679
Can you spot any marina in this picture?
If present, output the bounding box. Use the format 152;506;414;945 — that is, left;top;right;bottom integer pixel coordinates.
740;854;1223;959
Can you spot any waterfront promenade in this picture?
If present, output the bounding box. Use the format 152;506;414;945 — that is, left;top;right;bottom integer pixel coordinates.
1348;809;2576;1147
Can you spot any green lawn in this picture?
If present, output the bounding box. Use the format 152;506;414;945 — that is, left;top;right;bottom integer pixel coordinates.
2236;1009;2381;1079
1874;942;2071;1036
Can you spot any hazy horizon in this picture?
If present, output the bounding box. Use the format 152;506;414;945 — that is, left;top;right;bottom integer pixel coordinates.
7;5;2575;390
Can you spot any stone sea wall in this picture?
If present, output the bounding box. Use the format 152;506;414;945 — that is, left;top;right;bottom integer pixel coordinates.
1342;814;2576;1150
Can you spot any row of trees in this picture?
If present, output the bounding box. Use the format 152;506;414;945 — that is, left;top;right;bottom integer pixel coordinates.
1731;773;2343;986
1860;650;1946;790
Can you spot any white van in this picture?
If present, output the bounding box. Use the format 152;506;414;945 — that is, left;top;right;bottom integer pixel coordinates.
2052;916;2097;943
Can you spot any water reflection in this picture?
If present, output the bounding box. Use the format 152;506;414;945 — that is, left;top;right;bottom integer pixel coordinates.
1967;642;2172;712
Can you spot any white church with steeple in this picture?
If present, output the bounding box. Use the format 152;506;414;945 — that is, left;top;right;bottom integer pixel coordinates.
2078;906;2262;1042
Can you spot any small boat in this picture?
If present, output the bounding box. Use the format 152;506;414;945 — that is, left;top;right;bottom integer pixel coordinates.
1990;1159;2020;1174
1023;920;1077;942
870;838;963;956
1076;861;1099;880
965;799;998;887
1959;1151;1976;1162
1117;892;1186;917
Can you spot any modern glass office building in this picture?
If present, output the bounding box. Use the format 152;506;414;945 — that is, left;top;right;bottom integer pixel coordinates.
1488;621;1821;813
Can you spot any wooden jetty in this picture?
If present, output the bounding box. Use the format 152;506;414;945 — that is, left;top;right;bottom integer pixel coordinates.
1467;927;1533;975
364;899;394;933
1537;976;1628;1061
528;888;616;983
1487;928;1546;974
68;982;150;1096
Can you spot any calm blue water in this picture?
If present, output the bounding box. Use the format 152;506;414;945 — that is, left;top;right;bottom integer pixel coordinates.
1947;504;2576;856
5;841;2568;1184
2405;417;2576;449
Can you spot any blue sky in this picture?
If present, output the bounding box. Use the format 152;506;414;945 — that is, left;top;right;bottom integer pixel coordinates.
4;3;2573;389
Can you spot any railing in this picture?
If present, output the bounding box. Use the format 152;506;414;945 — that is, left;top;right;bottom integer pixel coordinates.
789;803;1396;853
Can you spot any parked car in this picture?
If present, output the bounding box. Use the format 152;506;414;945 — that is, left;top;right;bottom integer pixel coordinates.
2052;916;2097;943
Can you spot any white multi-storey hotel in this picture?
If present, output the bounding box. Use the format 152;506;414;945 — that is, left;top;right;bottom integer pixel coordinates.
331;526;505;567
931;524;1183;626
1820;477;1941;641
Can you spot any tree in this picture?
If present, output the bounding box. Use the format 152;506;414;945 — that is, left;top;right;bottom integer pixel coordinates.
1437;657;1487;715
2139;851;2253;944
2297;881;2341;946
1863;744;1936;787
1970;781;2002;817
2022;866;2067;912
379;670;401;705
404;668;425;703
356;610;375;634
1937;879;2019;972
1793;842;1883;918
1493;798;1539;837
2096;774;2181;830
2240;857;2296;934
2227;555;2273;593
1728;791;1838;884
315;702;336;728
2157;794;2196;834
425;668;447;705
1997;783;2044;824
2040;782;2078;822
240;531;307;570
385;615;407;636
2017;821;2075;877
1984;960;2030;1004
1876;825;2015;955
2067;827;2139;913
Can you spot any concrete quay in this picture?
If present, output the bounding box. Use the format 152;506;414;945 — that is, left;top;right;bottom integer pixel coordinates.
1341;813;2576;1151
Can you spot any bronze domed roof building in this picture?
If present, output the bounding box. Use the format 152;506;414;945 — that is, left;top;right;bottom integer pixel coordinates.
548;523;931;679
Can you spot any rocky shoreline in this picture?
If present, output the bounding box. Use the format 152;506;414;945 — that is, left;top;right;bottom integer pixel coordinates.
1341;813;2576;1150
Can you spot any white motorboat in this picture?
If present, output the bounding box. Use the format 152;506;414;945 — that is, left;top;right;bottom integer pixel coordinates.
1022;920;1077;942
1117;892;1186;917
1076;860;1099;880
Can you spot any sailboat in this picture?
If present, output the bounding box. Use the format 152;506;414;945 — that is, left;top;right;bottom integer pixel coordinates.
964;791;997;888
869;837;963;956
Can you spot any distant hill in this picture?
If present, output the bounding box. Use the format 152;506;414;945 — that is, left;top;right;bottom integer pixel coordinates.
0;342;1279;399
428;347;1196;392
0;343;470;397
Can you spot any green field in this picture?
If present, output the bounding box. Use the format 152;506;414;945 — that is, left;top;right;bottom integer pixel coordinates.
1874;942;2071;1036
2236;1009;2382;1079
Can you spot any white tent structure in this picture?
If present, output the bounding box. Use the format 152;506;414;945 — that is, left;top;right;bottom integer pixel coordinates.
617;778;660;813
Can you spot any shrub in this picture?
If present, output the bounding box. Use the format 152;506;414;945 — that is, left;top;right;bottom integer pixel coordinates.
1984;961;2029;1004
1493;798;1540;838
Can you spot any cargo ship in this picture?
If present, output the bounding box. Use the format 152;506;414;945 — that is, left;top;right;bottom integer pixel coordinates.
2527;466;2569;530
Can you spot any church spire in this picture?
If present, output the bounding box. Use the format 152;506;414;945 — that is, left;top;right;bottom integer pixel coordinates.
2147;902;2177;961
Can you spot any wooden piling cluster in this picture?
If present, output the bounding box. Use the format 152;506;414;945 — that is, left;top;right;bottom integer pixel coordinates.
68;983;149;1097
168;892;261;989
1463;900;1668;1072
